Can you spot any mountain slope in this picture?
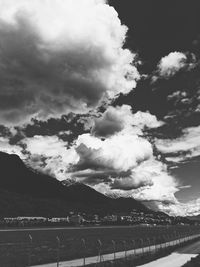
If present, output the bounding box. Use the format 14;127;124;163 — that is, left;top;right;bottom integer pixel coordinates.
0;151;149;216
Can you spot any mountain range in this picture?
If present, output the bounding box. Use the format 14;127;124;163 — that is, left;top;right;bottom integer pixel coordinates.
0;151;151;217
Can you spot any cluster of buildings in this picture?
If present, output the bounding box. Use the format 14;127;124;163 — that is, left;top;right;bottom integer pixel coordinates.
101;210;173;225
1;214;84;227
0;210;195;227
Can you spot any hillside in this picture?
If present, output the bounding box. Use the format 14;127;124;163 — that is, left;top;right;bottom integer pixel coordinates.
0;152;149;216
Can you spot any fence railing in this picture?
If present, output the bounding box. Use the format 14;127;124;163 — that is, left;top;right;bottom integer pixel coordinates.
0;230;200;267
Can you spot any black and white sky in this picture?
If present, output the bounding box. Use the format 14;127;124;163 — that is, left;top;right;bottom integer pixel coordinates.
0;0;200;216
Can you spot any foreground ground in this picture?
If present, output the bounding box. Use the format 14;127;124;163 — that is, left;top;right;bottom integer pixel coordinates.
0;225;199;266
140;239;200;267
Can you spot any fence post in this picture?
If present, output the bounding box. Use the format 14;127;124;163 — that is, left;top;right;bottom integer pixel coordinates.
161;235;165;250
28;234;33;267
140;238;144;256
147;238;151;253
123;240;127;259
112;240;116;260
174;231;177;246
81;238;86;266
132;240;135;257
165;235;168;249
56;236;60;267
97;239;103;263
183;232;186;243
159;236;162;250
153;237;156;252
177;232;180;245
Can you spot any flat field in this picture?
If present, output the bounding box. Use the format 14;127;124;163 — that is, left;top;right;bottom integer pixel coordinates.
0;225;199;266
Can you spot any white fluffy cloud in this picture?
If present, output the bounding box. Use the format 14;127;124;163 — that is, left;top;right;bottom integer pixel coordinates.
130;160;179;203
23;135;78;180
91;159;179;204
75;133;153;172
157;52;187;77
130;110;164;129
0;0;139;125
20;131;154;187
67;132;179;206
156;126;200;163
157;198;200;217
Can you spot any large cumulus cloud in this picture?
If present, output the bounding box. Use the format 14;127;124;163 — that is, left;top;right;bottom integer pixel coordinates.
74;132;153;172
70;132;157;191
62;105;178;205
0;0;139;125
21;131;154;188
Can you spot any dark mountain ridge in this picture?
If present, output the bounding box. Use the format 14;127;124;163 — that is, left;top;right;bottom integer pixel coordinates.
0;151;151;216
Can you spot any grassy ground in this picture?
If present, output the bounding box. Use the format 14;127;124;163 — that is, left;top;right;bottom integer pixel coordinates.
0;225;199;266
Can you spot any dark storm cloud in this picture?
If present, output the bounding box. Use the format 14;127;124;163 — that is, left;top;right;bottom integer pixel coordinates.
0;17;104;123
91;105;131;138
91;112;123;138
91;105;163;138
0;0;139;125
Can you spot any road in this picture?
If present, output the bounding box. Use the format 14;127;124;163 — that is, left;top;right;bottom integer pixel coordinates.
0;225;139;232
140;239;200;267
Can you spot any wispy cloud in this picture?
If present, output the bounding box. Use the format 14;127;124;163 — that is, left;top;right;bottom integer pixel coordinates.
156;126;200;163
